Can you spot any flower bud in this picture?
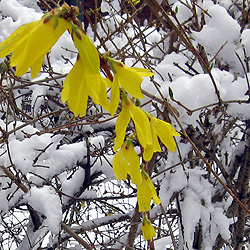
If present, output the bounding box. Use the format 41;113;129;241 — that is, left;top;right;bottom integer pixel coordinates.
43;14;54;24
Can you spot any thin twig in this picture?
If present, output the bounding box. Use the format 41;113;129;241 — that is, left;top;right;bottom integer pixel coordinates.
160;204;178;250
61;222;94;250
38;0;53;11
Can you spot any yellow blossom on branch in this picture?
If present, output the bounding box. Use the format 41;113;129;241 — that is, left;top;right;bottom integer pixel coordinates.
112;140;142;185
0;14;68;78
143;113;181;161
61;56;90;117
113;97;152;152
61;25;111;116
106;57;154;115
137;171;161;212
142;216;156;241
70;22;100;76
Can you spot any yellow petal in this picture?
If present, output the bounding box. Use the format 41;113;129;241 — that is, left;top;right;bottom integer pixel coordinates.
147;177;161;205
130;103;152;148
110;77;120;116
155;119;180;152
113;141;142;185
10;22;38;68
143;115;162;161
10;37;29;71
61;57;88;116
17;16;68;77
71;27;100;75
129;67;155;77
137;173;161;212
126;142;142;185
102;77;112;88
137;177;152;212
89;76;111;113
149;117;162;152
142;220;156;241
0;20;39;58
87;74;101;104
113;103;130;151
114;63;144;99
143;145;154;162
30;53;45;78
112;147;128;180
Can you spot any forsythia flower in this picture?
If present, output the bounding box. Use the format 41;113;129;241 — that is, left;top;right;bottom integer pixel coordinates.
137;171;161;212
142;217;156;241
113;140;142;185
113;97;152;152
70;23;100;76
0;14;68;78
143;113;181;161
61;24;111;116
107;57;154;115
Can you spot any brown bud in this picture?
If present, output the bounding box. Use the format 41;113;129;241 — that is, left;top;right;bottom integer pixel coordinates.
43;14;54;24
70;6;79;16
74;28;82;40
72;18;83;30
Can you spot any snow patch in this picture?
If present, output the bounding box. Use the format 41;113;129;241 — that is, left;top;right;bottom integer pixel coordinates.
25;186;62;234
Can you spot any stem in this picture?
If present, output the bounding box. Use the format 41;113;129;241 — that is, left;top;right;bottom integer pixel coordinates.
38;0;53;11
61;222;94;250
160;204;178;250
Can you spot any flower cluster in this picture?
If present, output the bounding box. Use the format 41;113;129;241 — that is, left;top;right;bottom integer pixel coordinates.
112;93;180;242
0;12;69;78
105;57;154;115
0;3;180;242
114;96;180;160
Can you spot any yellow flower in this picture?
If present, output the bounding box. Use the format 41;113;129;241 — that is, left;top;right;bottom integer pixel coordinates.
70;23;100;76
61;26;111;116
113;97;152;152
137;172;161;212
143;114;180;161
142;218;156;241
113;140;142;185
0;14;68;78
61;56;89;116
107;57;154;115
113;60;154;98
61;55;110;117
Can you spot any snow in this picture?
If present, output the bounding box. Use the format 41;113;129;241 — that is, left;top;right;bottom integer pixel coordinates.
154;236;173;250
241;29;250;57
172;1;193;24
211;207;231;241
0;121;87;183
193;4;241;70
89;135;105;149
59;168;86;204
0;0;249;249
79;190;98;199
0;0;42;42
160;167;232;249
0;183;9;212
0;0;41;22
24;186;62;234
